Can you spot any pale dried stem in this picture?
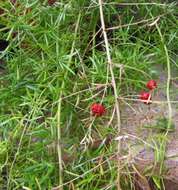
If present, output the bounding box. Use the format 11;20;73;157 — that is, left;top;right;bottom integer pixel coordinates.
106;14;165;31
98;0;122;189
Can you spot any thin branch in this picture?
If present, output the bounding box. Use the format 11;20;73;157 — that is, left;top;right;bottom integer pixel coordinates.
106;14;165;31
98;0;121;189
118;97;178;104
84;2;170;9
103;2;169;6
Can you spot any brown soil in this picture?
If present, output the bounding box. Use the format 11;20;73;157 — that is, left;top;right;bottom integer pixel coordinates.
119;66;178;189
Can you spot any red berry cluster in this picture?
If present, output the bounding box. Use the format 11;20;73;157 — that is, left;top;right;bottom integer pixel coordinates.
90;80;157;117
90;103;106;117
140;80;157;104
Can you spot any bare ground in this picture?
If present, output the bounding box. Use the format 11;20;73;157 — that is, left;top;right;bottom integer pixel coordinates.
119;66;178;189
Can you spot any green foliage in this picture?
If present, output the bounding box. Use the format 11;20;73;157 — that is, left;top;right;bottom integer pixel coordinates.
0;0;177;189
144;117;175;131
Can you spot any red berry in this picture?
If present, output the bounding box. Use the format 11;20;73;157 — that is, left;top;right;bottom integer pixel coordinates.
90;103;106;117
146;80;157;90
139;92;151;104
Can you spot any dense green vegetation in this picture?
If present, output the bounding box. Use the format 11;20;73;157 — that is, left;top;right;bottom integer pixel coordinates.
0;1;177;189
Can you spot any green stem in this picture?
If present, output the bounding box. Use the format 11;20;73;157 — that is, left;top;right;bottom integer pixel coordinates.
156;23;172;130
56;13;81;189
